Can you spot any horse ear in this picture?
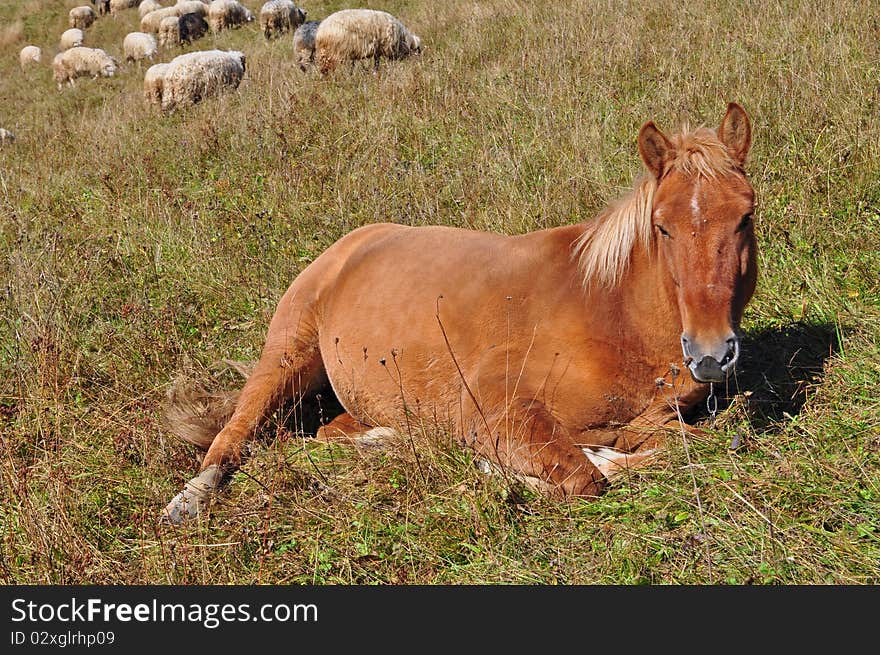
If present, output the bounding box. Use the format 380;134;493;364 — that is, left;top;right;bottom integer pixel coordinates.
718;102;751;165
638;121;674;179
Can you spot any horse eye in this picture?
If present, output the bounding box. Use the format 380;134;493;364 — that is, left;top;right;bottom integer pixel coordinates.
656;224;672;239
737;212;753;232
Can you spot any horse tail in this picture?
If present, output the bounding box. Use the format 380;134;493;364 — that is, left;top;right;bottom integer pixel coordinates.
163;360;255;451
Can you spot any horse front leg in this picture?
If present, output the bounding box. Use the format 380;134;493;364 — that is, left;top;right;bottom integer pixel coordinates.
314;412;397;449
466;396;606;499
576;395;701;481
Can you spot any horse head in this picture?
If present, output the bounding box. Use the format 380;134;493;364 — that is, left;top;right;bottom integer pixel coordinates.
638;103;757;383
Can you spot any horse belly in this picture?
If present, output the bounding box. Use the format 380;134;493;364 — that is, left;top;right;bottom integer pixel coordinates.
317;312;466;430
317;311;654;440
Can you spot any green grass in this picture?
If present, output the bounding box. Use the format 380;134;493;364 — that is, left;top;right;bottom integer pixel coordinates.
1;0;878;584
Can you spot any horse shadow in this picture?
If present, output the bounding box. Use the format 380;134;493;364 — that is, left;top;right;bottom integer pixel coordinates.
690;321;841;432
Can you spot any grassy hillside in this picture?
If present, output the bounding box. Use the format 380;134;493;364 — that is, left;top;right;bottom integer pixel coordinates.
1;0;878;584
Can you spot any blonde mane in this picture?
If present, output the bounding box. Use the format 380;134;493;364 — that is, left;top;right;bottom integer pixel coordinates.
573;127;739;287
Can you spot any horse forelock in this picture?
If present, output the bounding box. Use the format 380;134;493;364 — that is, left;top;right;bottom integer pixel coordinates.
667;126;738;179
573;126;738;288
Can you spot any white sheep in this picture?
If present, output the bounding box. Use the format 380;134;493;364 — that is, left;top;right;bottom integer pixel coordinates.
160;49;246;112
175;1;208;16
59;28;85;51
0;128;15;145
141;2;206;32
143;62;169;105
52;47;118;89
314;9;421;75
109;0;139;14
141;7;178;32
124;31;158;61
259;0;306;40
19;45;42;69
292;20;319;71
138;0;162;19
158;16;180;48
69;6;97;29
207;0;255;34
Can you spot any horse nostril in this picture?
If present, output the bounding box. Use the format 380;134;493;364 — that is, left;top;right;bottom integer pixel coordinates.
680;335;693;363
721;338;740;368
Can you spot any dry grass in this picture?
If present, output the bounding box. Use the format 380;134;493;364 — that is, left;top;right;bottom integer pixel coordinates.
0;20;23;48
0;0;878;584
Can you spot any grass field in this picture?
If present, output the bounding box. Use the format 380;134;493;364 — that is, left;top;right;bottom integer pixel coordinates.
0;0;878;584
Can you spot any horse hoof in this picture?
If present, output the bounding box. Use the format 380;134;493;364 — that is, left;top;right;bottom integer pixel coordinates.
160;465;224;525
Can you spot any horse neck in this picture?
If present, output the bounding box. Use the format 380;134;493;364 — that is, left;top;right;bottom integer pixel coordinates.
611;241;682;362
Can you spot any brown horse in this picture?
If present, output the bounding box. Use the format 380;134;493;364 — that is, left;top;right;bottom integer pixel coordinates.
163;102;756;523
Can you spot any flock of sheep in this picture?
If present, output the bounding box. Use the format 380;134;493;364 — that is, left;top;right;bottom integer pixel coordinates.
13;0;422;117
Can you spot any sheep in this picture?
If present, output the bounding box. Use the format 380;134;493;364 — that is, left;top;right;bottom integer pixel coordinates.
314;9;421;75
179;12;209;44
124;31;158;61
143;62;168;105
52;47;118;89
69;6;97;29
158;15;180;47
138;0;162;19
141;2;206;32
175;1;208;17
59;28;85;51
292;20;320;71
19;45;42;69
92;0;111;15
141;7;178;32
259;0;306;40
207;0;255;34
0;128;15;145
160;49;246;112
109;0;139;14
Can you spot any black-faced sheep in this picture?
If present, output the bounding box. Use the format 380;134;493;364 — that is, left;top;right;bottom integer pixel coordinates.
138;0;162;19
259;0;306;40
69;6;97;30
158;15;180;47
314;9;421;75
110;0;139;14
207;0;255;34
60;28;85;51
292;20;319;71
160;49;246;112
92;0;111;15
143;62;169;105
19;45;42;69
179;12;209;44
52;47;118;89
124;31;158;61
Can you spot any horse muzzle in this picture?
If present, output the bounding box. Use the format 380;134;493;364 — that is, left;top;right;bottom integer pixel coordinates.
680;333;740;383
